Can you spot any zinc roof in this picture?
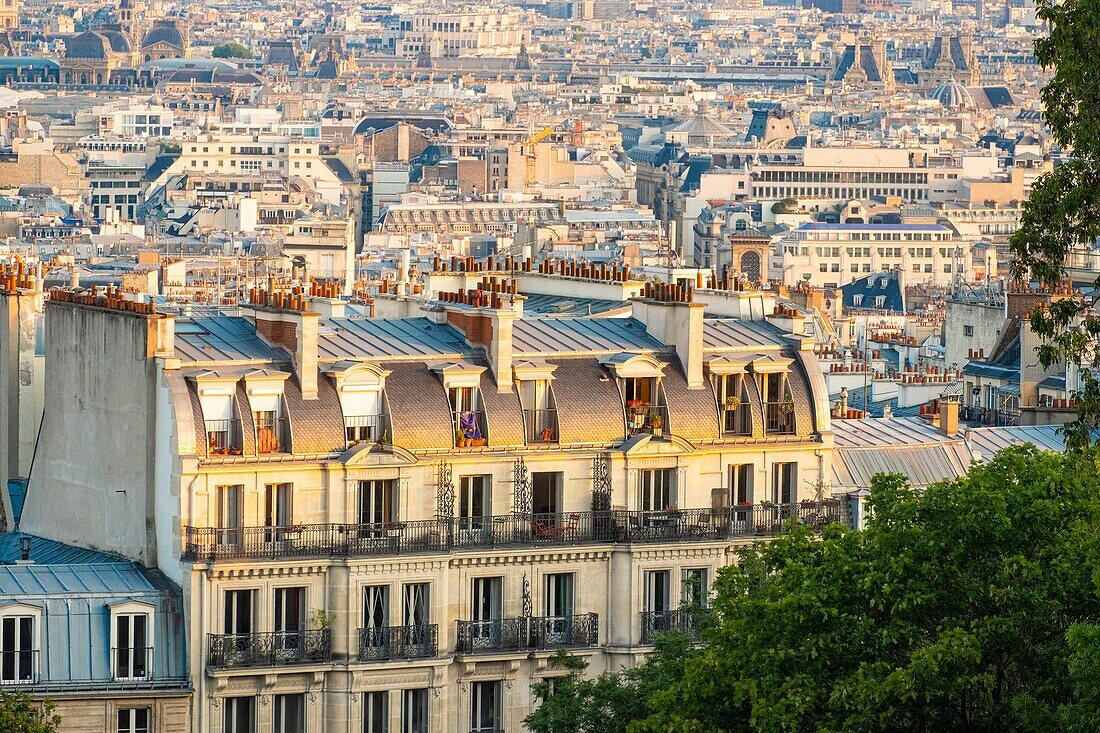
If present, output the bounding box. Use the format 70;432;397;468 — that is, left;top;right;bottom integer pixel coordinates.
702;319;789;351
174;317;285;364
318;317;468;361
966;425;1066;456
513;317;665;356
0;561;158;597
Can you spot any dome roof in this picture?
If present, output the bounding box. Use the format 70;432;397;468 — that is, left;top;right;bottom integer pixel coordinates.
142;22;185;49
669;112;733;138
929;82;974;110
99;29;132;53
67;31;109;59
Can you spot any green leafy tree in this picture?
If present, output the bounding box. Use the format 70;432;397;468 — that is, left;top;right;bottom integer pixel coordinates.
771;198;800;215
211;42;253;59
1010;0;1100;450
0;693;61;733
527;446;1100;732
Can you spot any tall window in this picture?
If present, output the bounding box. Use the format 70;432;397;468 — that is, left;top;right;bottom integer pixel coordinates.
224;589;254;635
364;691;388;733
359;480;397;526
720;374;750;434
273;694;304;733
217;485;244;545
644;570;671;615
403;584;430;627
117;708;149;733
274;587;305;657
459;476;491;530
265;483;293;527
639;469;675;511
729;464;754;506
544;573;574;619
401;689;428;733
682;568;709;608
255;409;281;453
772;462;798;504
450;387;484;444
0;615;35;683
471;681;502;733
113;612;149;680
223;697;255;733
364;585;389;630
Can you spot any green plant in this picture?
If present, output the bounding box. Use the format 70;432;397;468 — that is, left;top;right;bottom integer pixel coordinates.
0;693;60;733
724;395;741;408
310;608;332;630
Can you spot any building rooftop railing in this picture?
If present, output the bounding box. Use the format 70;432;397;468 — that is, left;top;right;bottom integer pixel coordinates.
183;501;843;563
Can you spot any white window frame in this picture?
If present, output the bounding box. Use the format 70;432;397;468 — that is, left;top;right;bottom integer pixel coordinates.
108;601;155;681
0;603;40;685
116;706;151;733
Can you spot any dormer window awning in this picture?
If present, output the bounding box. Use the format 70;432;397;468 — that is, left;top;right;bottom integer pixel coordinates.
323;361;391;392
598;352;667;379
747;353;793;374
705;355;751;375
512;358;557;382
430;360;486;389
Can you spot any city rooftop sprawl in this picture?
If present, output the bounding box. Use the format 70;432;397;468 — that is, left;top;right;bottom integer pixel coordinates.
0;0;1080;731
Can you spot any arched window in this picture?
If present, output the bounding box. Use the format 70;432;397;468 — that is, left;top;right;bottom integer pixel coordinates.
740;251;762;283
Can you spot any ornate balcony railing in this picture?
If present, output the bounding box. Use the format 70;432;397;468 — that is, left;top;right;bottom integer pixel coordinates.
455;613;599;654
640;609;701;644
524;408;558;444
183;501;843;562
357;624;438;662
207;629;331;669
345;414;391;448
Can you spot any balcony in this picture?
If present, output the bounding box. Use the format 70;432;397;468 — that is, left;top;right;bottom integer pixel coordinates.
182;502;844;562
524;408;558;444
357;624;438;662
455;613;599;654
344;414;391;448
626;404;670;439
205;419;243;456
255;416;289;454
207;629;332;669
639;609;701;644
764;401;796;434
0;649;38;685
453;409;488;448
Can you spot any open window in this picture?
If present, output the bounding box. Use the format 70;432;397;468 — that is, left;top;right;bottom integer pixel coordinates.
244;370;290;454
432;362;488;448
750;355;795;435
601;354;669;439
192;372;242;456
515;360;559;444
324;362;391;448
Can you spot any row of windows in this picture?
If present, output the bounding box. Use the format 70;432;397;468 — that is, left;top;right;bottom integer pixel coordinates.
758;187;929;200
755;170;929;184
224;689;431;733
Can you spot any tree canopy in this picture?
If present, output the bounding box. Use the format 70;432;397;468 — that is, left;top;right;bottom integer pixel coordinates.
0;693;60;733
1010;0;1100;449
211;42;253;59
527;446;1100;732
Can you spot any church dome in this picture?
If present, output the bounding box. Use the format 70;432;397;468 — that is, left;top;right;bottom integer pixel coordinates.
67;31;110;59
143;21;185;50
929;82;975;110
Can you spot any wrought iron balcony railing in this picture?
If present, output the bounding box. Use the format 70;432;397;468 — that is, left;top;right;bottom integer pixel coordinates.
453;409;488;448
344;414;391;448
183;501;843;563
524;408;558;444
721;402;752;435
640;609;701;644
112;645;153;681
357;624;438;662
207;629;331;669
455;613;598;654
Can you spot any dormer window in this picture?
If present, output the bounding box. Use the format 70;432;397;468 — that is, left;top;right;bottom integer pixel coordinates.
433;361;488;449
325;363;392;449
110;602;154;682
601;354;670;439
762;372;795;435
719;374;751;435
245;370;290;454
0;606;38;684
193;373;242;457
515;361;559;444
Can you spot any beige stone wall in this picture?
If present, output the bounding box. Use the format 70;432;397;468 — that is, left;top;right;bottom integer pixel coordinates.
50;695;190;733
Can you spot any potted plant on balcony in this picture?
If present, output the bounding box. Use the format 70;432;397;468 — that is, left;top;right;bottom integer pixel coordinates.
778;398;795;415
649;411;663;438
724;395;741;410
540;425;555;442
626;398;648;430
455;428;468;448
